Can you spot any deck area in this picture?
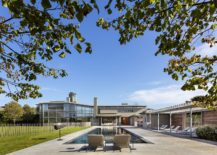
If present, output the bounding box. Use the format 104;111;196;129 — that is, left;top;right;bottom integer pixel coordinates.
8;126;217;155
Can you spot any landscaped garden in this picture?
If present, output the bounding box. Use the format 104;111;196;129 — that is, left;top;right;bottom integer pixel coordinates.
0;125;89;155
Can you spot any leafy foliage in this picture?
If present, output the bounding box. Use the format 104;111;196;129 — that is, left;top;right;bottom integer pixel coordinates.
3;101;23;124
96;0;217;109
1;0;217;110
0;0;96;100
196;125;217;141
22;104;36;123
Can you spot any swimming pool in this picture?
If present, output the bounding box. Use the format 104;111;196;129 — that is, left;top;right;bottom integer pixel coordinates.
68;127;147;144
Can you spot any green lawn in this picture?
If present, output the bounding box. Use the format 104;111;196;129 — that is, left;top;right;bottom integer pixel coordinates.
0;126;89;155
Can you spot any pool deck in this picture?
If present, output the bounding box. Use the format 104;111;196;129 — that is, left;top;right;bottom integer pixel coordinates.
8;126;217;155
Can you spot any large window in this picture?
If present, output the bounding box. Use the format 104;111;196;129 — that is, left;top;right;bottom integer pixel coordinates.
186;112;202;127
42;103;93;124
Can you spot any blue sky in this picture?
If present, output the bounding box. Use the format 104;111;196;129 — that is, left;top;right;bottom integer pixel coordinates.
0;2;206;108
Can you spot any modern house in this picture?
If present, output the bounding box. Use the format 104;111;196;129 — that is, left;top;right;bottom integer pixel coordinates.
93;97;147;126
37;92;217;128
37;92;147;126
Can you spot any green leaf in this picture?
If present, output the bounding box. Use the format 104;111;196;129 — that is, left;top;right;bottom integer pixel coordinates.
172;73;179;80
85;42;92;53
31;0;36;5
74;43;82;53
76;12;84;22
2;1;8;7
41;0;51;9
107;8;112;14
90;0;99;13
59;52;66;58
53;45;60;52
75;30;85;42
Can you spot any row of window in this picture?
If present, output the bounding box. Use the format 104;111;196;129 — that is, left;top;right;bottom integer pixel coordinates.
42;117;92;123
98;107;144;113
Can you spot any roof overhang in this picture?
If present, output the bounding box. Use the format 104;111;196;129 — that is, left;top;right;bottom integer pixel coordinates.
147;101;209;114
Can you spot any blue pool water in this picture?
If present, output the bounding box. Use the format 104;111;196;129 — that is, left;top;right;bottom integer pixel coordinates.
68;127;147;144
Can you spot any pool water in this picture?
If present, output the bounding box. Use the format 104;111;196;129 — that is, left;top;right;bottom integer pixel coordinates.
69;127;147;144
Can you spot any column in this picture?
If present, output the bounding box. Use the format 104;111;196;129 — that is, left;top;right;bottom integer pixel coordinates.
150;113;152;128
42;105;44;126
170;111;172;134
190;107;192;137
158;113;160;131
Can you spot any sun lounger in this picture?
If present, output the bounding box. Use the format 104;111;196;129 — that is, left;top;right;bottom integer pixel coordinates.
164;125;175;131
160;125;168;130
87;134;106;152
171;126;181;133
113;134;132;152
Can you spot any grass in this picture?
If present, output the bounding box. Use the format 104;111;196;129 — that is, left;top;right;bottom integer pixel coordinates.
0;126;89;155
0;125;54;137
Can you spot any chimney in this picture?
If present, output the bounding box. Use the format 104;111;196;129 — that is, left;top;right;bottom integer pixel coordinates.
67;92;77;103
93;97;98;117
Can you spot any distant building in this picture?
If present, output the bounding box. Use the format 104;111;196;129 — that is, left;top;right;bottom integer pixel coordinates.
37;92;147;126
93;97;147;126
37;92;93;125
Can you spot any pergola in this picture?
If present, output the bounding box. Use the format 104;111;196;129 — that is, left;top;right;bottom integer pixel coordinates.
146;101;207;137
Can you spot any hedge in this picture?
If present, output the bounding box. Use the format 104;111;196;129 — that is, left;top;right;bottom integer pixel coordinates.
196;126;217;141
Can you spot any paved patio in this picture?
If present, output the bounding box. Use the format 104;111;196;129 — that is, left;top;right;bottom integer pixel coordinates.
8;126;217;155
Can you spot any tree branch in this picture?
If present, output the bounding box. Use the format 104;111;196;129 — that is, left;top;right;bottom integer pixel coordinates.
0;17;14;24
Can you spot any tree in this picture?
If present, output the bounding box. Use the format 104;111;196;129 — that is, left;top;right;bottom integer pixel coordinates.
96;0;217;109
0;0;97;100
22;104;36;123
1;0;217;109
3;101;23;124
0;110;5;123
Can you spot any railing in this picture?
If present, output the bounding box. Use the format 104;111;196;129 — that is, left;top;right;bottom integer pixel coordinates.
0;124;54;137
0;122;91;137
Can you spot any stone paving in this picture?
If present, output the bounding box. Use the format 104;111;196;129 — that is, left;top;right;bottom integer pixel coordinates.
8;126;217;155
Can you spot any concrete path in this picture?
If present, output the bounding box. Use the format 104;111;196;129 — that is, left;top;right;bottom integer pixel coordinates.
8;126;217;155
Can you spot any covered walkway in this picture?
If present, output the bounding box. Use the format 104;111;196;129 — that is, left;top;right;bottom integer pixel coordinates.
144;101;210;137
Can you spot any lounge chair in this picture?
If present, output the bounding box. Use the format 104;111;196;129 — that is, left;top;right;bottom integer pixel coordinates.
113;134;132;152
87;134;106;152
160;125;168;130
177;127;197;136
171;126;181;133
164;125;175;131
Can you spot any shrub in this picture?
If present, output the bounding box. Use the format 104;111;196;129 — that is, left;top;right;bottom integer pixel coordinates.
196;126;217;141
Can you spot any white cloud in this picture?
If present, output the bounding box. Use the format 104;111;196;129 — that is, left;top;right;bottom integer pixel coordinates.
148;81;163;86
195;43;217;57
128;85;206;108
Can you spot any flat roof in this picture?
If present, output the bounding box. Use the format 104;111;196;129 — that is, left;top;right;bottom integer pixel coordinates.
37;101;93;107
148;101;209;114
98;105;146;107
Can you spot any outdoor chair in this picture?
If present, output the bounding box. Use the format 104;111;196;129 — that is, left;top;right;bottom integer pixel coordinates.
113;134;132;152
87;134;106;152
171;126;181;133
179;127;197;136
160;125;168;130
177;127;190;134
164;125;175;131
